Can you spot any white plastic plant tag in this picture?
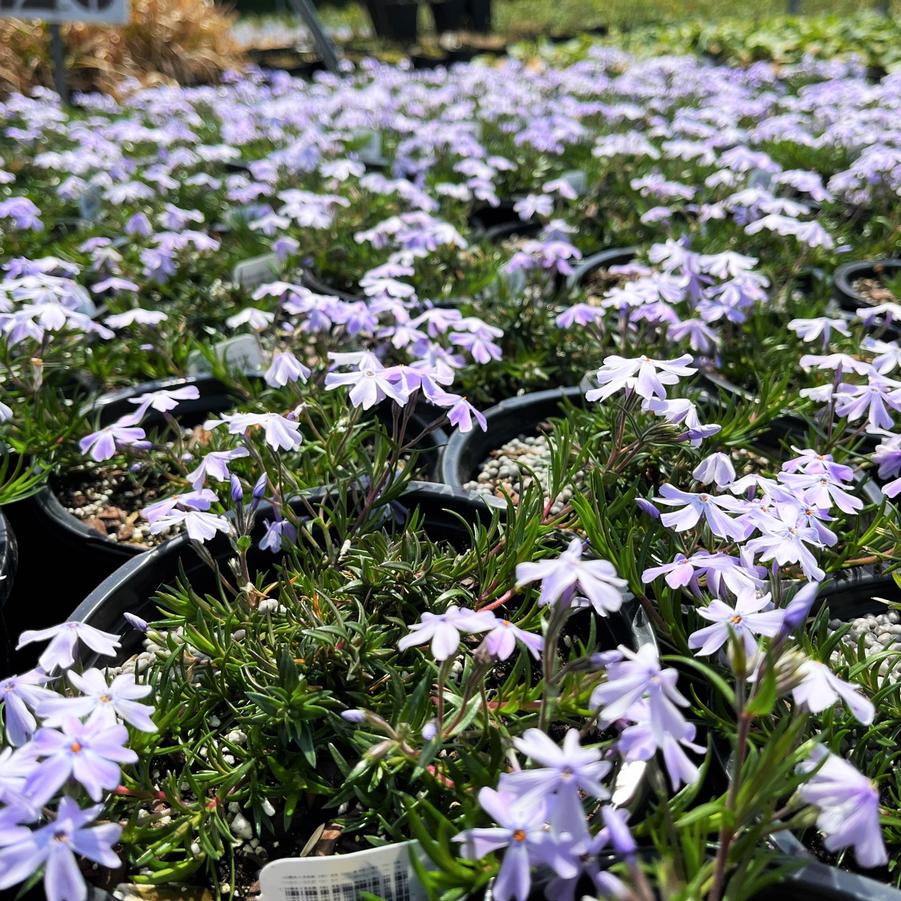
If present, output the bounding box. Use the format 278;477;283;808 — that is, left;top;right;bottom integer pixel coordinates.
561;169;588;196
187;334;265;376
748;168;774;191
499;266;526;298
259;840;427;901
356;130;383;164
78;184;104;222
232;254;281;290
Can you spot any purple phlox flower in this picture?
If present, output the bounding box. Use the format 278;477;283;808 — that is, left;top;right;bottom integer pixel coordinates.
125;211;152;235
0;670;57;746
445;396;487;433
555;303;605;329
641;552;698;590
777;468;863;515
788;317;851;348
655;484;746;539
118;384;201;426
453;787;577;901
668;318;720;354
186;447;250;489
792;659;874;724
515;538;627;614
141;488;216;524
78;419;147;462
513;193;553;220
16;622;120;673
92;277;139;296
0;797;121;897
834;374;901;432
0;746;38;808
503;728;610;844
25;716;136;804
324;355;408;410
616;698;703;790
799;353;873;376
104;308;166;328
123;612;148;633
150;508;230;543
592;643;692;739
644;397;721;446
448;324;504;366
205;411;302;452
39;668;156;732
273;235;299;261
635;497;660;520
873;432;901;480
699;251;758;280
506;728;610;801
542;176;578;200
692;452;736;488
745;502;825;582
884;476;901;499
0;197;42;230
397;605;496;661
798;746;887;869
862;337;901;375
779;581;819;636
781;447;855;482
225;307;275;332
259;515;297;553
480;619;544;661
857;302;901;330
264;350;311;388
585;353;696;403
688;589;784;659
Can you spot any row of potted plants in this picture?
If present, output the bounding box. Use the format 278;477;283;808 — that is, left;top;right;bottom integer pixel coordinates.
0;45;899;901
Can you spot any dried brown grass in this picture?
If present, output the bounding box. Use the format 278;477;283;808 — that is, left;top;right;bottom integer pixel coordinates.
0;0;245;97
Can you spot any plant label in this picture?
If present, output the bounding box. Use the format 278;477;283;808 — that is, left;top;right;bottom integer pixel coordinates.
561;168;588;196
233;254;281;291
78;184;104;222
187;334;265;376
258;840;427;901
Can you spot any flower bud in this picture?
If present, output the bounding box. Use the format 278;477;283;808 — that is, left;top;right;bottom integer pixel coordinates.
230;474;244;503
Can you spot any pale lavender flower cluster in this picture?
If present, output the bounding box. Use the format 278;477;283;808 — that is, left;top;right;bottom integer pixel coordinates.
0;621;154;900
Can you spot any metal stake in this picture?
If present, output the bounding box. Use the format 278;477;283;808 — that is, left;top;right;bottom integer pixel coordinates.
284;0;341;74
49;22;68;103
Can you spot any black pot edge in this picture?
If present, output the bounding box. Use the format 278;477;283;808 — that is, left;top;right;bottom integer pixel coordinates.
68;482;491;629
0;508;18;608
440;384;586;501
565;245;639;291
439;378;884;508
833;258;901;311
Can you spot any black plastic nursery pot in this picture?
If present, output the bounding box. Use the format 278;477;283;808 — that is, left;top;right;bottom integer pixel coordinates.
440;385;585;507
70;480;654;670
0;507;18;610
2;375;244;668
365;0;421;43
758;571;901;897
833;258;901;314
440;383;885;511
63;482;654;896
564;246;638;292
468;201;542;245
429;0;466;33
2;375;449;673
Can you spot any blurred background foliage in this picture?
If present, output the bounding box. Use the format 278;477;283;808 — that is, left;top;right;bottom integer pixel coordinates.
0;0;898;97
